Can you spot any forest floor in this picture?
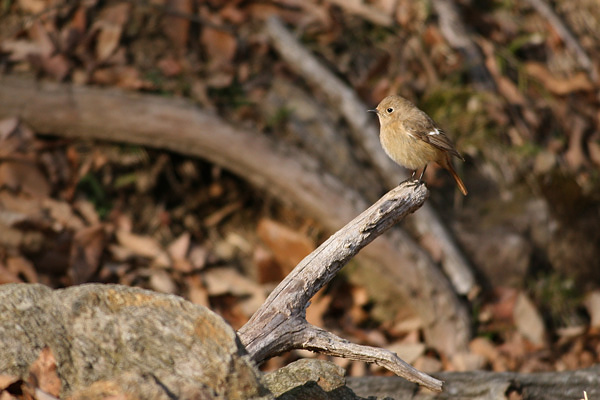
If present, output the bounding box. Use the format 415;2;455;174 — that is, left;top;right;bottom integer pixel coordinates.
1;0;600;388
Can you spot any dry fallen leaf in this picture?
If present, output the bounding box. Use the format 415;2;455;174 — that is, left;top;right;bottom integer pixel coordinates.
201;26;237;70
73;200;101;226
0;193;46;227
186;274;210;307
450;351;486;372
0;374;20;390
525;62;594;95
202;266;265;316
305;288;331;327
563;116;588;171
1;39;42;62
513;292;546;347
28;21;55;57
188;245;207;270
93;3;131;61
157;55;184;77
115;230;161;258
168;232;192;273
0;374;23;400
385;342;425;364
167;232;191;261
253;246;283;284
115;230;170;267
69;225;105;284
28;347;61;397
149;268;178;294
469;337;500;365
41;54;72;81
587;136;600;168
162;0;192;52
94;66;153;90
6;256;38;283
256;218;315;275
0;264;22;284
326;0;393;27
0;162;51;198
486;287;519;322
17;0;47;13
583;291;600;329
43;198;85;231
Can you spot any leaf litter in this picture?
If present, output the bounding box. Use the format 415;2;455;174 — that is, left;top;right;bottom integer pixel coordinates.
0;0;600;395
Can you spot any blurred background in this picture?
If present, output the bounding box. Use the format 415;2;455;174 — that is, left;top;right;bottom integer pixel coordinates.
0;0;599;377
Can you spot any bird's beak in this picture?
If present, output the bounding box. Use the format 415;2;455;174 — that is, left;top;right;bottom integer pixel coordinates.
367;109;378;114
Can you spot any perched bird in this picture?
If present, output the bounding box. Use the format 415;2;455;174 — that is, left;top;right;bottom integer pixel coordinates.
369;95;468;196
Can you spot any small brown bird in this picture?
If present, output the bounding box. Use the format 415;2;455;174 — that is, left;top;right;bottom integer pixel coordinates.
369;95;468;196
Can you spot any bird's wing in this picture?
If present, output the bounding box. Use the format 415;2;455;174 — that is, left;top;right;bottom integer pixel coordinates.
403;111;464;160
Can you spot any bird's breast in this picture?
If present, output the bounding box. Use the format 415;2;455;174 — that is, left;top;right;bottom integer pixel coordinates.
380;128;439;170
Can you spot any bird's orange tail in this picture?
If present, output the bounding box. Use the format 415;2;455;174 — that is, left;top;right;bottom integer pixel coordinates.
440;157;468;196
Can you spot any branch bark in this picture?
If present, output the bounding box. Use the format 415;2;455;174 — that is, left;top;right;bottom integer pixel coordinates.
238;181;443;392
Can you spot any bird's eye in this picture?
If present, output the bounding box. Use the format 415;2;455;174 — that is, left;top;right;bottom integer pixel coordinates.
386;108;394;113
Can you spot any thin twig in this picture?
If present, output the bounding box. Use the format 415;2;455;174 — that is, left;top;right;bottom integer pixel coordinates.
301;325;442;391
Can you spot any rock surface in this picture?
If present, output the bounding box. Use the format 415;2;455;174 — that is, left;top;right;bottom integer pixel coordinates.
0;283;271;399
263;359;359;400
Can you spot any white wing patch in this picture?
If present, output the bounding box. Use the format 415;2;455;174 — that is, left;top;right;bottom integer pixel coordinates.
427;128;440;136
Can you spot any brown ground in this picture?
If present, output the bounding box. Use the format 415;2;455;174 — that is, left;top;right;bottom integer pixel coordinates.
1;0;600;388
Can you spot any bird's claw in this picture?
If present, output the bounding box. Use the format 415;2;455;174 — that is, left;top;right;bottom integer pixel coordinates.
400;178;425;191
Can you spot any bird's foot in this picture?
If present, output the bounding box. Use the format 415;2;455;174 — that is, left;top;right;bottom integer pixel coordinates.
399;170;425;191
400;177;425;191
408;179;426;191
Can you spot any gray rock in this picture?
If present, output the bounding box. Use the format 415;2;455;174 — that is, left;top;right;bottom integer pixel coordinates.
264;359;360;400
0;283;271;399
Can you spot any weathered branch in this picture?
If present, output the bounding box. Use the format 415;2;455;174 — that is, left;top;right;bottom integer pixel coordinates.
238;181;443;392
265;17;479;298
300;326;438;390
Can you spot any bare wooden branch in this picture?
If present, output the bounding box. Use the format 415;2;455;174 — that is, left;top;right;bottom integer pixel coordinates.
299;326;441;391
238;181;443;392
265;17;479;299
